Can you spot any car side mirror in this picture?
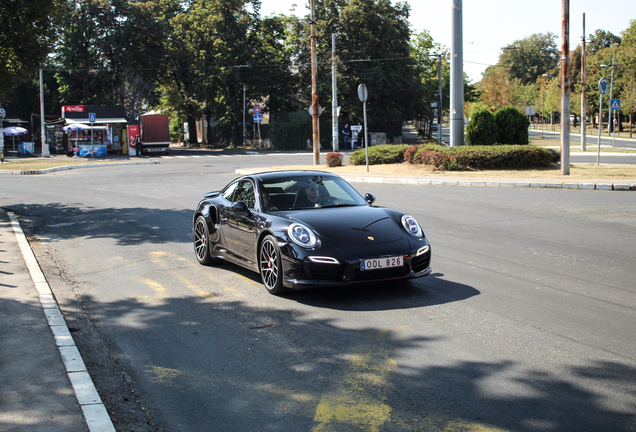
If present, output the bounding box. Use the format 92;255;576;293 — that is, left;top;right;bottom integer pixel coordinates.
365;193;376;205
232;201;251;215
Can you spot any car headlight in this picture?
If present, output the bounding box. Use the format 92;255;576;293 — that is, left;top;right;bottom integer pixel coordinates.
288;223;317;248
401;215;423;238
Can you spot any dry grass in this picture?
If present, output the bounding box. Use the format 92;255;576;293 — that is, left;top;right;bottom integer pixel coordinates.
0;158;133;171
259;162;636;181
3;155;636;182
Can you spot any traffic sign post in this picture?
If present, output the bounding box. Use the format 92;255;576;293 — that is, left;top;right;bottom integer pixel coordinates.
0;108;4;162
358;84;369;172
89;113;96;158
597;78;609;165
610;99;620;148
253;113;263;149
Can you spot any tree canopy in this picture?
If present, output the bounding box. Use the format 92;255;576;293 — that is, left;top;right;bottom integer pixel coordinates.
0;0;60;99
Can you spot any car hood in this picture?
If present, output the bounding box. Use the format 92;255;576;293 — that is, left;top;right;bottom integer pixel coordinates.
281;206;405;245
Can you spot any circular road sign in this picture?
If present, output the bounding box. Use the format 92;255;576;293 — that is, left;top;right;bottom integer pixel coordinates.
599;78;609;95
357;84;368;102
0;108;5;119
253;105;261;115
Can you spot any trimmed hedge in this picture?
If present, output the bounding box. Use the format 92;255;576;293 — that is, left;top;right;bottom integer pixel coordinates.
412;144;559;170
349;144;410;165
348;144;559;171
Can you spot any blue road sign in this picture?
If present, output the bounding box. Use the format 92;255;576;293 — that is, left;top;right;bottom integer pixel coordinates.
599;78;609;95
89;112;96;123
254;114;262;123
0;108;6;119
610;99;621;110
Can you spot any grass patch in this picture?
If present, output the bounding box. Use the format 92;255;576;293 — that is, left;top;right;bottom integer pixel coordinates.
259;162;636;180
0;159;134;171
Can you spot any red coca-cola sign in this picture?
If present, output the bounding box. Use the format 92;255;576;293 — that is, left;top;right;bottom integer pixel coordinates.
63;105;85;113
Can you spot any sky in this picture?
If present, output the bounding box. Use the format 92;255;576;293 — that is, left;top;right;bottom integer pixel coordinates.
258;0;636;83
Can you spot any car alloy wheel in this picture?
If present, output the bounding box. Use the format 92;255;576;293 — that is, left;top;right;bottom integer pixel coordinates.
259;235;285;294
194;216;214;265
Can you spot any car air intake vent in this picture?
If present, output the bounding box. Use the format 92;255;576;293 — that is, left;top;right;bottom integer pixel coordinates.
411;252;431;274
308;262;346;281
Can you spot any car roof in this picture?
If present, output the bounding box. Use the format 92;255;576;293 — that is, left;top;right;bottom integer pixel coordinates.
250;170;339;182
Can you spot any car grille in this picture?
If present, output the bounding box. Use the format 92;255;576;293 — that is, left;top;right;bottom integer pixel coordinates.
411;252;431;274
307;262;347;281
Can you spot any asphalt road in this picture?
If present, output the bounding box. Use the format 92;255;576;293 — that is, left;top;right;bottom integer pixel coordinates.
2;153;635;432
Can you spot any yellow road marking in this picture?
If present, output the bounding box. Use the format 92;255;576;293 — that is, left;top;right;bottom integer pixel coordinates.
312;330;396;432
133;277;167;303
149;251;216;298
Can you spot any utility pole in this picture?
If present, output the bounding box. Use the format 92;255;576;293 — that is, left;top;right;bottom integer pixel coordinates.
242;83;246;148
437;55;442;145
332;34;339;152
450;0;464;147
310;0;320;164
560;0;570;175
581;13;586;152
40;69;49;157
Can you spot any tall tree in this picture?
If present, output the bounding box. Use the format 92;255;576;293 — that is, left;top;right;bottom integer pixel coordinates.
496;33;559;85
163;0;293;144
0;0;60;99
477;66;519;112
285;0;427;138
587;29;621;54
55;0;174;120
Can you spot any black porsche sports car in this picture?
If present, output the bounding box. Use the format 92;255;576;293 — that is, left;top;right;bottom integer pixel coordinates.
193;171;431;294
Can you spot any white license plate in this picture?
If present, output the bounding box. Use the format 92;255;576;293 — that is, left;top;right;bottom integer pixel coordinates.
360;256;403;271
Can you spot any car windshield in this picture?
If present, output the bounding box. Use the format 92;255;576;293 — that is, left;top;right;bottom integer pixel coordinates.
260;175;368;211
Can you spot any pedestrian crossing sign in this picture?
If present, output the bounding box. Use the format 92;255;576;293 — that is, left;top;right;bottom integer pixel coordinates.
610;99;621;110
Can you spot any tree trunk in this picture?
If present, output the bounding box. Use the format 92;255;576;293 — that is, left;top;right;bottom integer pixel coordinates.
187;115;198;145
618;113;624;132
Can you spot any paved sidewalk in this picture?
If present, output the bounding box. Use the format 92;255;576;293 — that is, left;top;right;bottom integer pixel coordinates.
0;210;114;432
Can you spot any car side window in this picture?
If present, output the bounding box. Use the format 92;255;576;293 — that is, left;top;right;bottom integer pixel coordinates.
233;180;256;210
221;182;239;201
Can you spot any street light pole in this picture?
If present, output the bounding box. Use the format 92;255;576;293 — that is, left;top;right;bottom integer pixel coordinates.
581;13;586;152
541;74;551;138
310;0;320;165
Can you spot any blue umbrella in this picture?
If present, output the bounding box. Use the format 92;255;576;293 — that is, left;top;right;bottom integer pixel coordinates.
63;124;90;131
3;126;28;151
3;126;28;136
64;123;92;156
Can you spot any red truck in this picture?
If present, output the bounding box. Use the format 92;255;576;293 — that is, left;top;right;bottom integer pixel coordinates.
139;114;170;155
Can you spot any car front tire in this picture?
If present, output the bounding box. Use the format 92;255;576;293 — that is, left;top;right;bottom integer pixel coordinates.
194;216;216;265
259;235;286;295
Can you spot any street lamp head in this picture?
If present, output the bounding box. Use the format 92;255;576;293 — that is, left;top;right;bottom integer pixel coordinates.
600;64;608;68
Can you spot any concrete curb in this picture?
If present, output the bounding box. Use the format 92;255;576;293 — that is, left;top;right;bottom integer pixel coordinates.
235;169;636;191
0;160;159;175
8;212;116;432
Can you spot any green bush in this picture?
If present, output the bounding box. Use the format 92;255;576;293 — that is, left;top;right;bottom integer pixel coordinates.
349;144;410;165
412;144;558;171
466;109;498;146
495;106;530;144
